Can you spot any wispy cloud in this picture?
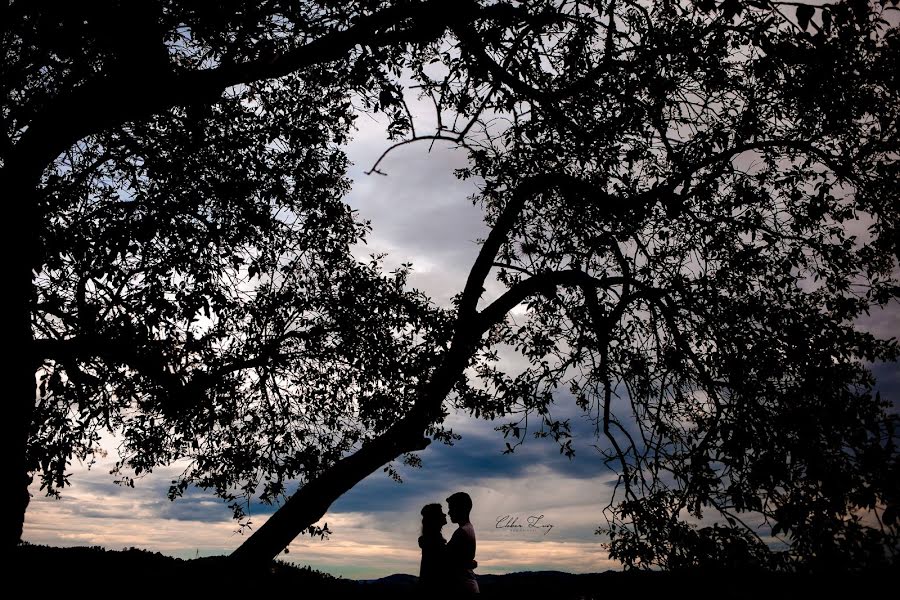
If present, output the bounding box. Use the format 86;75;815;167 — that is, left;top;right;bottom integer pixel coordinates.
24;434;618;579
24;94;898;582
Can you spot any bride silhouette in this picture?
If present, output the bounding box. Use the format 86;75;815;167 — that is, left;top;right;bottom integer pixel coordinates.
418;503;448;593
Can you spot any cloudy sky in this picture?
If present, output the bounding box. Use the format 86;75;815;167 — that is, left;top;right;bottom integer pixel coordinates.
23;109;627;579
23;99;899;580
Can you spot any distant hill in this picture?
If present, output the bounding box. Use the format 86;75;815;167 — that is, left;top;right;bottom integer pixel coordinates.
11;543;357;595
347;566;895;599
13;543;893;598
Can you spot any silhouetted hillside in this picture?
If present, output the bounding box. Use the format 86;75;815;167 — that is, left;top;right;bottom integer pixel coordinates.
364;568;895;599
11;543;356;595
13;544;893;598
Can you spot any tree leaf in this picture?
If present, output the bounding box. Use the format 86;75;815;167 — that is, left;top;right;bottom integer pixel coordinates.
821;8;832;33
796;4;815;31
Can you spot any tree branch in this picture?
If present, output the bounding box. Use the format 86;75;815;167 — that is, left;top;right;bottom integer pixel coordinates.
8;0;506;186
364;134;466;175
477;270;629;333
33;333;295;411
457;172;625;320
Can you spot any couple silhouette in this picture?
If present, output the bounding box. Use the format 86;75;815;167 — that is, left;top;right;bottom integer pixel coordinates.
418;491;480;595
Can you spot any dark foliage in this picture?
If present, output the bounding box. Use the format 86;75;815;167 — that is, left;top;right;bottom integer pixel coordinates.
5;0;898;570
10;544;894;599
11;543;358;595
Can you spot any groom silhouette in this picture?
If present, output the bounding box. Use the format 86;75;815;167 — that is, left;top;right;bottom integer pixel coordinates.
445;491;479;594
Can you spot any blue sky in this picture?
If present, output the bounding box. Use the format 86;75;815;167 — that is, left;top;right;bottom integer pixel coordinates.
22;103;899;580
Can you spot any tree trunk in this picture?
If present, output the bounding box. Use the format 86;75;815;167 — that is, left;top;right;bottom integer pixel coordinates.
230;419;431;564
1;166;38;550
230;303;481;565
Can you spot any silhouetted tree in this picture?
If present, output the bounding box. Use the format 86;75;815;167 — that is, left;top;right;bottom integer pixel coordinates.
238;0;900;569
417;0;900;571
5;0;898;572
3;0;521;551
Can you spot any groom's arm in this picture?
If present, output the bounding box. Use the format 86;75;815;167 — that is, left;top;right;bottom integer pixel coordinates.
446;529;476;568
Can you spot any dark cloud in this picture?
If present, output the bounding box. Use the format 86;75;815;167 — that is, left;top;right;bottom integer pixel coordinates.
345;123;487;307
72;477;136;497
325;406;615;518
153;494;236;523
872;360;900;413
